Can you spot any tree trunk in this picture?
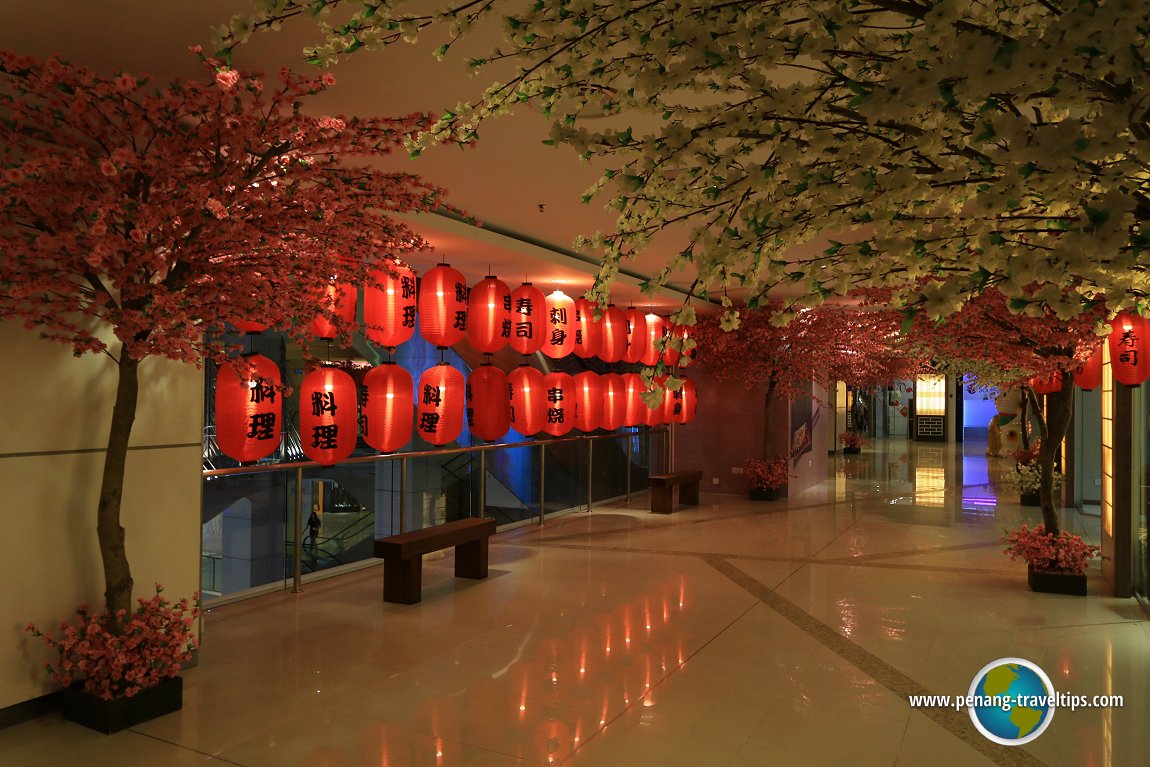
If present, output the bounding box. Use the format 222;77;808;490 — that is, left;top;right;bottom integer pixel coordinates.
97;352;139;625
762;377;776;460
1036;372;1075;537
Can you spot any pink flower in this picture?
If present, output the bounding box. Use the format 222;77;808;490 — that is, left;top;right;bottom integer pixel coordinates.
318;116;346;132
114;74;137;92
187;45;203;55
215;68;241;91
320;73;336;87
99;158;117;177
205;198;229;220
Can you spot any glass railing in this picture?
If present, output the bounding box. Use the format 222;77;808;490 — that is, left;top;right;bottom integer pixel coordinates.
201;428;663;602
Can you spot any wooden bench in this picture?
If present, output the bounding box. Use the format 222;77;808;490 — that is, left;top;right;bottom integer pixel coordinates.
373;517;497;604
648;470;703;514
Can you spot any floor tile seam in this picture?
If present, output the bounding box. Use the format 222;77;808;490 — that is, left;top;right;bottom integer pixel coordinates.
701;555;1050;767
127;729;250;765
561;600;762;765
818;540;1004;564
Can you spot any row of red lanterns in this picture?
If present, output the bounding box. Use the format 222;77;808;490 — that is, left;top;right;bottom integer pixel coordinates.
1029;310;1150;394
234;263;693;367
216;356;698;465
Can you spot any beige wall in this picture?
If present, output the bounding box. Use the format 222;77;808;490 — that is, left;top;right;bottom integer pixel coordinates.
0;323;202;710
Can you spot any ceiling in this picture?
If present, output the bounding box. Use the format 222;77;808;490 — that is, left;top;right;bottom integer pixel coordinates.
0;0;703;312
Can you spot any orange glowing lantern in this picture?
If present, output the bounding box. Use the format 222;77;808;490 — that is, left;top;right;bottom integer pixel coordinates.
508;365;546;435
300;367;358;466
573;298;602;359
467;275;512;354
640;314;666;367
1029;371;1063;395
542;290;576;359
311;281;357;339
216;354;282;462
623;308;649;364
416;363;465;445
509;283;547;355
573;372;602;432
364;261;417;349
1108;310;1150;386
622;373;646;427
600;373;626;430
542;372;574;436
419;264;468;348
598;306;628;363
1074;345;1103;391
361;363;413;453
467;365;511;442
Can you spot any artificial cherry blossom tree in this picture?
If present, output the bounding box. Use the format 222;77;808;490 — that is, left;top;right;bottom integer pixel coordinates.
218;0;1150;327
691;301;926;460
0;50;446;621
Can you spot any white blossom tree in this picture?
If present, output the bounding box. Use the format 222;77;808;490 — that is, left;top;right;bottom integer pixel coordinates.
219;0;1149;330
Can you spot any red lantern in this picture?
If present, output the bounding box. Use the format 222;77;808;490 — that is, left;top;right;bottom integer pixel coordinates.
573;371;603;432
663;378;697;423
574;298;601;359
509;283;546;355
542;372;574;436
680;378;698;423
232;320;267;334
508;365;546;436
1108;310;1150;386
466;276;512;354
640;314;666;367
311;282;357;339
623;373;647;427
361;363;413;453
663;323;693;367
299;367;358;466
600;373;626;430
364;262;417;349
467;365;510;442
598;306;628;363
623;308;649;365
542;290;576;359
1074;345;1103;391
419;264;469;348
216;354;282;462
645;396;664;427
1029;371;1063;395
416;364;465;445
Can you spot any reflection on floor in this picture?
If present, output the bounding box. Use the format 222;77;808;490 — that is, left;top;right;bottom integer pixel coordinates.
3;440;1147;766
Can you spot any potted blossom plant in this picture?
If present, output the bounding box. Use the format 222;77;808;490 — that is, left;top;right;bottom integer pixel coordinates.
745;456;793;501
1001;441;1061;506
838;431;867;455
1002;525;1101;596
26;585;200;734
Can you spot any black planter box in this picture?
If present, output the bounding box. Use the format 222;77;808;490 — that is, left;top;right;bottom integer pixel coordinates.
842;447;861;455
1027;565;1087;596
749;487;785;501
1020;492;1041;507
59;675;183;734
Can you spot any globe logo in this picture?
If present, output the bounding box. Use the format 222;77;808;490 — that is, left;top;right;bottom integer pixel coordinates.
967;658;1056;745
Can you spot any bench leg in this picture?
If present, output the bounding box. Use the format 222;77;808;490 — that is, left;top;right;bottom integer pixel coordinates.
680;481;700;505
384;556;423;604
650;486;673;514
455;538;490;579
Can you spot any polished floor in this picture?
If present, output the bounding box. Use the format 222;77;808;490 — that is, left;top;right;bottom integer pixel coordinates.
3;440;1148;766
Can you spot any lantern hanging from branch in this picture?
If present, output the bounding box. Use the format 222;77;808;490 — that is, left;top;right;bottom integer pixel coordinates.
573;298;601;359
623;308;649;365
419;264;468;348
600;373;626;431
311;282;357;339
466;275;512;354
573;371;603;432
508;365;546;435
216;354;282;462
467;365;511;442
1108;310;1150;386
598;306;627;363
1074;346;1103;391
542;290;576;359
509;283;546;355
300;367;358;466
361;362;413;453
364;261;417;349
542;372;574;436
416;363;465;445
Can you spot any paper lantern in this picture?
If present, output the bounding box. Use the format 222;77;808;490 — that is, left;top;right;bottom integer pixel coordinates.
600;373;626;431
1108;310;1150;386
663;323;693;367
231;320;267;334
364;262;417;349
415;364;464;446
640;314;666;366
542;290;577;359
574;298;602;359
508;365;546;436
573;371;602;432
509;283;546;355
623;308;649;365
299;367;358;466
644;395;664;427
598;306;628;363
663;378;697;424
467;365;510;442
467;276;512;354
542;372;575;436
419;264;469;348
361;363;413;453
1074;345;1103;391
622;373;647;427
1029;371;1063;396
680;378;698;423
216;354;282;462
311;282;357;339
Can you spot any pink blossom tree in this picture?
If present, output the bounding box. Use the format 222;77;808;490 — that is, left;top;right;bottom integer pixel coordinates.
0;50;448;623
